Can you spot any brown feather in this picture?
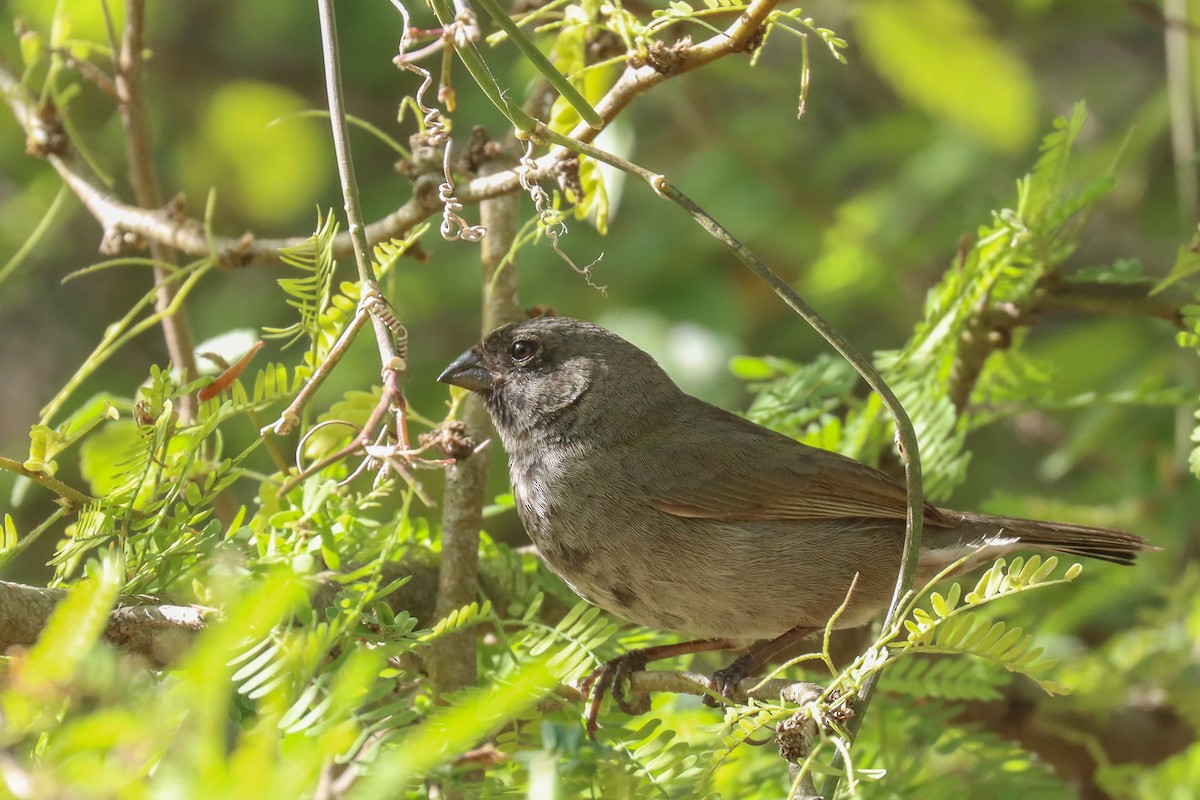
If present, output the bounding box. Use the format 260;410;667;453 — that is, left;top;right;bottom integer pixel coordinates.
630;396;950;526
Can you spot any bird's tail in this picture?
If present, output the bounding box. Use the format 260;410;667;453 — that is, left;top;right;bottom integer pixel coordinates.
955;511;1156;566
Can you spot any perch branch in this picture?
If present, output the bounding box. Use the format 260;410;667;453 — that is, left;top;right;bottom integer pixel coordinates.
617;670;822;707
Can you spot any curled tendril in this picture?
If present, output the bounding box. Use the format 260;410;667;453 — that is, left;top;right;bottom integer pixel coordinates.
440;144;486;242
359;290;410;372
520;139;605;294
391;0;485;243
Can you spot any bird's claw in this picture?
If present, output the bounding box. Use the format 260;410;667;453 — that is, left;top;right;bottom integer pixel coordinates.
581;651;651;738
705;653;759;708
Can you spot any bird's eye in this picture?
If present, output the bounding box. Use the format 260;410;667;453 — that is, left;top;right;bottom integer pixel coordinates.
509;339;539;362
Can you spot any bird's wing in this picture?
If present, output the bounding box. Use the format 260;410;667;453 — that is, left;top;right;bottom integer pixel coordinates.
625;400;947;525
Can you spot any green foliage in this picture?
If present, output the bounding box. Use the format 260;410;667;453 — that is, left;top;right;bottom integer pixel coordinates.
263;210;340;352
878;653;1009;701
847;700;1069;800
673;555;1091;799
887;557;1078;696
50;369;250;592
739;104;1174;502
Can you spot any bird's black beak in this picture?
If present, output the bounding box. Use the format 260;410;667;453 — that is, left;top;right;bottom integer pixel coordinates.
438;348;494;393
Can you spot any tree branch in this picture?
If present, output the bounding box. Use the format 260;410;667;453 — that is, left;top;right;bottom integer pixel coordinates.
0;579;209;668
1041;278;1189;324
619;670;822;707
948;277;1190;412
0;558;442;668
430;151;523;698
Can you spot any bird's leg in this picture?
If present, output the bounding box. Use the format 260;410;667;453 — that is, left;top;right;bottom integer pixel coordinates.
707;624;819;707
580;638;736;737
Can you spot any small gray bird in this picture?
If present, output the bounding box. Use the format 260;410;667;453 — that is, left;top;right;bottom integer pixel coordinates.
439;316;1152;721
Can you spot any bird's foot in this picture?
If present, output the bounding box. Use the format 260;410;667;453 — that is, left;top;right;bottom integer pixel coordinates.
705;653;761;707
580;651;652;738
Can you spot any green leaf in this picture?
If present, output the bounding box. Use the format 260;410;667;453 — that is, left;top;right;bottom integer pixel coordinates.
19;30;43;66
356;655;563;794
729;355;780;380
78;420;145;498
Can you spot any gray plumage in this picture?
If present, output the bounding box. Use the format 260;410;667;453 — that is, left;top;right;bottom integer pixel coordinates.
439;317;1153;644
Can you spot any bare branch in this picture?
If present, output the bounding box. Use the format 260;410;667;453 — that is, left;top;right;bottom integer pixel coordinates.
430;152;523;698
0;560;442;668
116;0;198;420
0;579;209;668
0;1;779;268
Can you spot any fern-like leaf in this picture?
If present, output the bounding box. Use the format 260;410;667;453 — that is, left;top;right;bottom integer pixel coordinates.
263;210;339;352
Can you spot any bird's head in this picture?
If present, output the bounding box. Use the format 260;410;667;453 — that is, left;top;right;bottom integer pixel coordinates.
438;316;681;446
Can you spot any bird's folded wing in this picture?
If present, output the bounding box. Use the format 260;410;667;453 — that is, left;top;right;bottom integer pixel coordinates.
625;404;946;525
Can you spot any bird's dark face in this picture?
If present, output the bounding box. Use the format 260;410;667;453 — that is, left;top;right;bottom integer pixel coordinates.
438;316;679;446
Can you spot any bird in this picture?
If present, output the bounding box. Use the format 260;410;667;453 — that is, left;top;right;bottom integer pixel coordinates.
438;315;1154;728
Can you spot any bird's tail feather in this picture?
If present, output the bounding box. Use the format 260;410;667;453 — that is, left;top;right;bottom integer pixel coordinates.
956;512;1156;566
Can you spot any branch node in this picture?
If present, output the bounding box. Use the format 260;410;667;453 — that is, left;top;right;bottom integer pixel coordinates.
734;23;767;54
99;224;146;255
639;38;692;74
26;100;68;157
776;708;817;763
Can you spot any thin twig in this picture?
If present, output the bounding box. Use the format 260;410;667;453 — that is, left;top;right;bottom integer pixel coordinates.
116;0;199;422
316;0;401;369
263;297;374;436
0;455;98;510
314;0;449;503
